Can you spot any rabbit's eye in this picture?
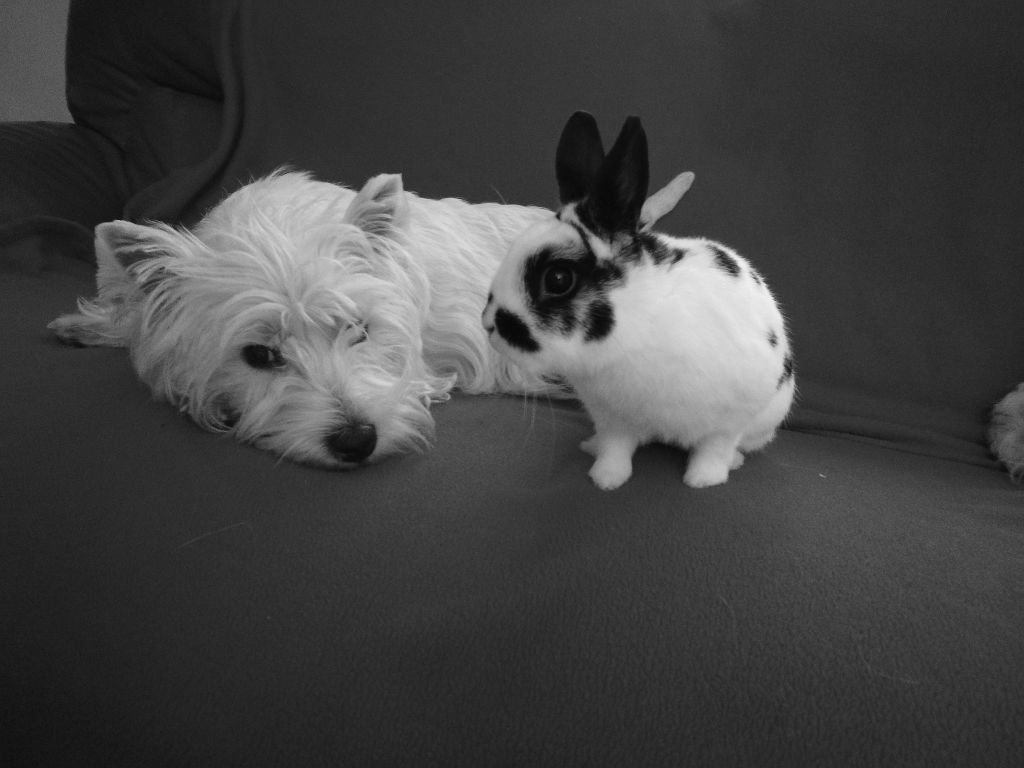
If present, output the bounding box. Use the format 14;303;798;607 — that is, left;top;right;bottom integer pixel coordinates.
541;264;577;298
242;344;285;370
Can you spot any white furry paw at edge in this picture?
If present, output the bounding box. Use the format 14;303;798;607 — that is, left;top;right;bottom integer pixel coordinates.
989;382;1024;483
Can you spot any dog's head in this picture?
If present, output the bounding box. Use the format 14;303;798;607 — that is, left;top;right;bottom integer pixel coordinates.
96;171;451;468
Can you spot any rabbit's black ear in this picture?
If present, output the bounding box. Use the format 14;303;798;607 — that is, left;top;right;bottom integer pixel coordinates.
556;111;605;205
586;116;649;235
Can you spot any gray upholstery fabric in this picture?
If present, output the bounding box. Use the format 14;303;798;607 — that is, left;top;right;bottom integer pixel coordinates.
2;1;1022;764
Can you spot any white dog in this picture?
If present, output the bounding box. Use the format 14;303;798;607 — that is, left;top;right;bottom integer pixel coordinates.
49;170;689;468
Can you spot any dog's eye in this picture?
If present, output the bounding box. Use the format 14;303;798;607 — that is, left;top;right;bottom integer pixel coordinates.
541;263;577;298
242;344;285;370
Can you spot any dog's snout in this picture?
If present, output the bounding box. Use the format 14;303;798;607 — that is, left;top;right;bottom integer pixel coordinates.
326;422;378;464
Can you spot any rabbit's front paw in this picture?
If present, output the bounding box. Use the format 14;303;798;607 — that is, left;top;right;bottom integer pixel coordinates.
589;455;633;490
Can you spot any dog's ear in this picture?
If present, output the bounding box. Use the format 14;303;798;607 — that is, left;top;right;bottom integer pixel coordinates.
639;171;694;231
94;221;173;294
345;173;410;237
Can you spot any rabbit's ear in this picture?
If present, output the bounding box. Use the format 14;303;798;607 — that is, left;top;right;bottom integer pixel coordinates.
556;111;605;205
586;116;650;236
640;171;694;231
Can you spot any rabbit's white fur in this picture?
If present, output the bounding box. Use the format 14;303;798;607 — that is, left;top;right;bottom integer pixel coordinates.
484;112;794;489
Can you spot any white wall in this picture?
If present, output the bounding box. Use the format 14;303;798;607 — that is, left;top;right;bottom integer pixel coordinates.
0;0;72;121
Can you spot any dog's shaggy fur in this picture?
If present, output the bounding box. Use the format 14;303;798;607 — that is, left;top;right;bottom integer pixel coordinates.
49;172;565;467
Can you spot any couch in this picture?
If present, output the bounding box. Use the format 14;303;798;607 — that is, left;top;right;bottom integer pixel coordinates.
2;1;1022;765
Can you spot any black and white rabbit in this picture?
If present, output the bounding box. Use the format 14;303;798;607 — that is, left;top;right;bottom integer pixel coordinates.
483;112;795;489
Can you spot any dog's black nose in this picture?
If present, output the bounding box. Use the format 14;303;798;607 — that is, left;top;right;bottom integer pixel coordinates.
326;422;378;464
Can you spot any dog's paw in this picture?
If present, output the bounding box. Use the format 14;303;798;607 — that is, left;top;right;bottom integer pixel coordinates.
48;314;93;346
47;313;127;348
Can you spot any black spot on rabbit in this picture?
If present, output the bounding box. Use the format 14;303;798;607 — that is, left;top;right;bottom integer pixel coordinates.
778;353;794;388
494;308;539;353
711;244;742;277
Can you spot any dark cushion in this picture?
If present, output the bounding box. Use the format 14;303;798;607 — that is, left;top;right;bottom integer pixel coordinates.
0;122;123;230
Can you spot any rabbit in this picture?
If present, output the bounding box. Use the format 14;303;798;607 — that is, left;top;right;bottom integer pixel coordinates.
483;111;795;490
